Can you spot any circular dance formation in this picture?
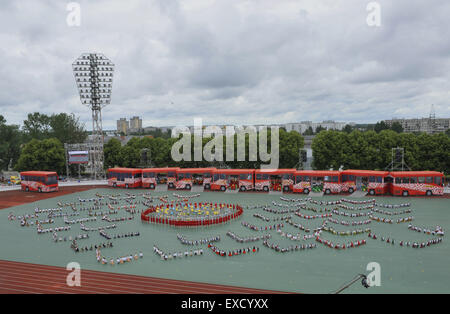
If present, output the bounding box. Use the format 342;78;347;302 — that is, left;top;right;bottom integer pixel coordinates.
141;202;243;227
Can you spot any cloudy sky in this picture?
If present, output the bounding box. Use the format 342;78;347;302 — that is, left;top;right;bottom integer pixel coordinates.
1;0;450;130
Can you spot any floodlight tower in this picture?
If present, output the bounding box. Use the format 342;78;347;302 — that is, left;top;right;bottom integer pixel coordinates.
72;53;115;179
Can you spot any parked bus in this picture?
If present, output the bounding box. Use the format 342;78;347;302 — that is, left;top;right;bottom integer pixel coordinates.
254;169;296;192
341;170;390;195
389;171;444;196
20;171;59;193
107;168;142;188
293;170;341;194
142;167;179;189
210;169;255;192
175;168;216;190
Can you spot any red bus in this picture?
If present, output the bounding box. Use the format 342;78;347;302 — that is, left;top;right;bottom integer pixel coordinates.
254;169;296;192
210;169;255;192
293;170;341;194
389;171;444;196
20;171;59;193
175;168;216;190
142;167;179;189
341;170;390;195
107;168;142;188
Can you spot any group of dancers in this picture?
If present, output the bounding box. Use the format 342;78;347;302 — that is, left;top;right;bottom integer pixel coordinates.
101;214;135;223
408;224;444;236
315;236;367;250
276;229;315;241
80;223;116;232
262;240;316;253
322;225;371;236
176;234;220;245
327;217;372;226
226;231;271;243
153;245;203;261
34;207;62;214
64;216;97;224
294;212;332;220
39;225;71;234
97;248;143;265
368;232;443;249
253;213;291;222
208;243;259;257
371;207;412;216
72;240;112;252
241;221;284;231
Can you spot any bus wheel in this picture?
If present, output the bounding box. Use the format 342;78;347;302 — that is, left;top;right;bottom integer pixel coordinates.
150;184;155;189
303;188;309;194
369;189;375;196
25;186;29;192
125;184;129;189
263;186;269;192
220;186;226;192
113;183;117;188
402;190;409;197
426;190;432;196
186;184;191;190
38;188;42;193
348;188;354;194
205;184;210;190
169;183;174;189
283;186;289;192
240;186;246;192
325;189;331;195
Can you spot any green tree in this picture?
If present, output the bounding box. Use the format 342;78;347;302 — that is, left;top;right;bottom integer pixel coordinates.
278;129;304;168
49;113;87;144
311;130;347;170
390;121;404;133
104;138;122;169
315;126;326;134
15;138;65;174
374;121;390;133
22;112;51;141
0;116;23;170
302;126;314;136
22;112;87;144
343;124;353;133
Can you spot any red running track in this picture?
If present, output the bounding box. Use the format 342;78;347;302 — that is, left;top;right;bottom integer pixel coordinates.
0;260;288;294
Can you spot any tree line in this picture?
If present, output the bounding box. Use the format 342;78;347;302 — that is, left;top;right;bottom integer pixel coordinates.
104;128;305;170
312;129;450;174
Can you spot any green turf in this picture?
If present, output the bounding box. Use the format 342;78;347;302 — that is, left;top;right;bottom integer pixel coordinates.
0;188;449;294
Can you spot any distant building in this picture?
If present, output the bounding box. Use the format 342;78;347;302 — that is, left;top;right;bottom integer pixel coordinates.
116;118;129;134
384;117;450;134
285;121;354;134
129;116;143;131
142;126;157;133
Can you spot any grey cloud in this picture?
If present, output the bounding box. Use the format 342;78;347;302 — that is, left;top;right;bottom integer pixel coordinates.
0;0;449;131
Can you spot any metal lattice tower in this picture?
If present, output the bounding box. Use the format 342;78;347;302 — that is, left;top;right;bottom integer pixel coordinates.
385;147;411;171
429;104;436;134
72;53;115;179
